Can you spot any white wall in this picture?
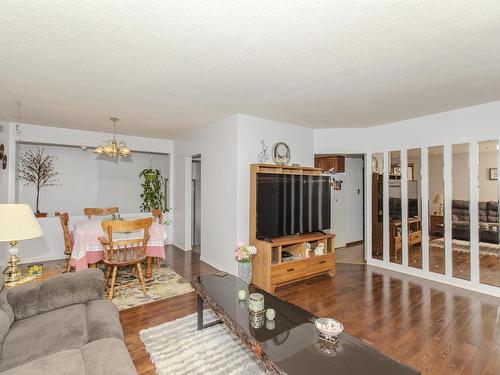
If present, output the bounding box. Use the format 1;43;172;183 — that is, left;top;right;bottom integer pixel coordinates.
313;99;500;297
17;143;170;216
173;113;317;275
0;122;175;262
173;115;239;273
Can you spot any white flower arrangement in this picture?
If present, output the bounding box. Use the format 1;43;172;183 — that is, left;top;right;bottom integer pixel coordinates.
235;241;257;263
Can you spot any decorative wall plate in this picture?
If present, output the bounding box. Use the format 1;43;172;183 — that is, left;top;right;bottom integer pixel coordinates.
272;142;290;165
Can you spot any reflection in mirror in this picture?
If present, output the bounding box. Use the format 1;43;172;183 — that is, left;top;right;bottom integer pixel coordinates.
389;151;402;264
428;145;445;274
479;140;500;286
371;153;384;260
451;143;470;280
407;148;422;269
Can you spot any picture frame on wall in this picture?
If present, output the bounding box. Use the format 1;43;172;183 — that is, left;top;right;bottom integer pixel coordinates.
489;168;498;180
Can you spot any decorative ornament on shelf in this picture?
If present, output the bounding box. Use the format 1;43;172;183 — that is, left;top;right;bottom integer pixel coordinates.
314;243;325;256
235;241;257;284
17;147;59;216
257;139;269;163
305;242;311;258
272;142;290;165
94;117;131;158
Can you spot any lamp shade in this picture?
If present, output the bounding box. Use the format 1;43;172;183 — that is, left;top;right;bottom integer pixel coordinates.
0;204;43;242
432;193;444;204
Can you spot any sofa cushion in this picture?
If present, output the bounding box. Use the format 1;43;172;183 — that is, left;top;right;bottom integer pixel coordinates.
0;338;136;375
0;304;88;371
7;269;104;320
86;299;123;342
79;338;137;375
0;348;85;375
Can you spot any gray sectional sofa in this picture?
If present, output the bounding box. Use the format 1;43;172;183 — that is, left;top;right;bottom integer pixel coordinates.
452;200;499;243
0;269;137;375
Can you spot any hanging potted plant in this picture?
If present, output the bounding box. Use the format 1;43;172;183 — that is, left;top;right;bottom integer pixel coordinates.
139;168;169;220
17;147;59;217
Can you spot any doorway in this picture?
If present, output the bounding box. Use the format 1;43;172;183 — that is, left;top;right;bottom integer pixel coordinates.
191;155;201;251
314;153;366;264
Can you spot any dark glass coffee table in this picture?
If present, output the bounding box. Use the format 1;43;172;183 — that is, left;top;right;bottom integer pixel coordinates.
192;273;419;375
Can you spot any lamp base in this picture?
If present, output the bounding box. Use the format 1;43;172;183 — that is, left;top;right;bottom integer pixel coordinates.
3;241;25;285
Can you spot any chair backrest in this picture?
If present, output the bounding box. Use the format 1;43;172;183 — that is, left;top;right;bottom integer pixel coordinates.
55;212;73;254
84;207;119;219
100;218;153;264
152;208;163;224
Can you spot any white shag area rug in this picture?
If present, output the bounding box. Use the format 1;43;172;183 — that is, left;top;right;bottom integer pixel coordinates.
140;311;267;375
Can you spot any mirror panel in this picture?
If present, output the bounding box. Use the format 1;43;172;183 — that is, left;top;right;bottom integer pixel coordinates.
479;140;500;286
371;153;384;260
428;145;445;274
408;148;422;269
451;143;470;280
389;151;402;264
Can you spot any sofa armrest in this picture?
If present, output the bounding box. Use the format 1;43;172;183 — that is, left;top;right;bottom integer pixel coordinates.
7;269;104;320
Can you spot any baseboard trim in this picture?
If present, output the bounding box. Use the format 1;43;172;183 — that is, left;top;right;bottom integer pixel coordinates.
346;240;364;247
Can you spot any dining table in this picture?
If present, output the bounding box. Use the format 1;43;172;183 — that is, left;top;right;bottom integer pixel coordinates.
69;218;167;278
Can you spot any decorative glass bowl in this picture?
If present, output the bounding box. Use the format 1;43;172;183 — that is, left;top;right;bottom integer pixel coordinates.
314;318;344;342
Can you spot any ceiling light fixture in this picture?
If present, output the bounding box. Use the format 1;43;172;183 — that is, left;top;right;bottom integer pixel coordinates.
94;117;131;157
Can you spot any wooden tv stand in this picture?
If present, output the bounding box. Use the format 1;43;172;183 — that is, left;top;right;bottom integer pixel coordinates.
251;232;335;293
249;163;336;293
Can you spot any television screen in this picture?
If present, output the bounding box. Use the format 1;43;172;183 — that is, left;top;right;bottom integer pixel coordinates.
256;173;331;239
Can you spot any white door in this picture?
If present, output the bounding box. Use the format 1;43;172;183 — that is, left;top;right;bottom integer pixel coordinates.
332;188;346;247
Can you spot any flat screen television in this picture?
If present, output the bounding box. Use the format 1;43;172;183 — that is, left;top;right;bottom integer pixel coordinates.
256;173;331;239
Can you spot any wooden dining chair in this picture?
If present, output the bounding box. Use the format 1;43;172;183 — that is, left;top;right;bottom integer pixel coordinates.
152;208;163;224
151;209;164;269
99;217;153;299
55;212;74;273
84;207;119;219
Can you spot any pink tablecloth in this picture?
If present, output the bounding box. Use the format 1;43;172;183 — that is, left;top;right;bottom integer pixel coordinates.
70;220;167;271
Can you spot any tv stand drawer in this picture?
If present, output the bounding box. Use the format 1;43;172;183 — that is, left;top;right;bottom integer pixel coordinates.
307;254;334;275
271;261;306;284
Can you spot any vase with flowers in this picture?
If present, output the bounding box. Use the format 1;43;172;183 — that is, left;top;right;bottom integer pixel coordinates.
235;241;257;284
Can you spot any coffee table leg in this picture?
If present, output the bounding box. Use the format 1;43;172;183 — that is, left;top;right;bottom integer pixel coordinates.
197;295;222;330
197;295;204;330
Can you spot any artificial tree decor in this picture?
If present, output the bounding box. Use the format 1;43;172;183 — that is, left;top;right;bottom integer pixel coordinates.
17;147;59;214
139;168;165;212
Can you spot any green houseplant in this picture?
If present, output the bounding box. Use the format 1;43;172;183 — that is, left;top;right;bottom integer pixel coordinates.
17;147;59;217
139;168;168;215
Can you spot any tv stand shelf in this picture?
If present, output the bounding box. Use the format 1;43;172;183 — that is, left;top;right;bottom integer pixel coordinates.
249;163;336;294
252;232;335;293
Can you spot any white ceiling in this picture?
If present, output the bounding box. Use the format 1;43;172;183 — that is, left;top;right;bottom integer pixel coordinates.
1;1;500;139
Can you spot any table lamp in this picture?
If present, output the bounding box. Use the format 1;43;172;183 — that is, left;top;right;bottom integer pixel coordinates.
432;193;444;216
0;204;43;284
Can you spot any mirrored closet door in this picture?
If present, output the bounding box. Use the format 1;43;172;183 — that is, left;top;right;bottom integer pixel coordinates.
407;148;422;269
479;140;500;287
451;143;470;280
428;145;445;274
389;151;402;264
371;153;384;260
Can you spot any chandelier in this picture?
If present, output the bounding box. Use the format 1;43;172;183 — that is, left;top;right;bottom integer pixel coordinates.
94;117;131;157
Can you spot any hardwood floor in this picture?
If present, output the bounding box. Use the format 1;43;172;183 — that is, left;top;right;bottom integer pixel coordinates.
121;245;500;375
